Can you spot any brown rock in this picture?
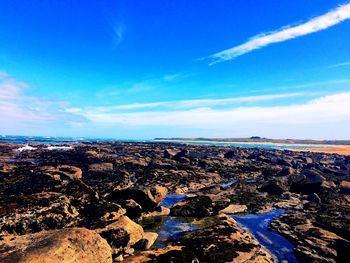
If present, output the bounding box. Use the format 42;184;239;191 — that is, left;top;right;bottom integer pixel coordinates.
340;181;350;194
133;232;158;250
96;216;144;247
0;228;112;263
219;204;247;214
0;192;79;235
110;186;167;212
142;206;170;219
41;165;82;181
150;185;168;204
89;162;114;172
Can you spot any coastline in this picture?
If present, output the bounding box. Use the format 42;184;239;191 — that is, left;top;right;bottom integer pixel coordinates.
290;145;350;156
155;139;342;147
156;139;350;155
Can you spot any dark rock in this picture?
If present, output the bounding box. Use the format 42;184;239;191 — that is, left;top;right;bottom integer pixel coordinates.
259;177;289;195
171;195;213;217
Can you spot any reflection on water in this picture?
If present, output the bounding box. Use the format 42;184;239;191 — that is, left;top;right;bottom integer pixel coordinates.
141;208;297;262
142;216;199;249
160;194;186;208
232;210;297;263
142;215;224;249
221;179;237;189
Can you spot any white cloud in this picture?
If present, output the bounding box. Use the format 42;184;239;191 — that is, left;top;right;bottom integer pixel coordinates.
328;61;350;68
0;72;85;125
87;92;303;111
75;92;350;138
113;23;126;45
207;2;350;64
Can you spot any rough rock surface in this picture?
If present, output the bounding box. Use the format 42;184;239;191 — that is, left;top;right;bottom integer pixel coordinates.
0;227;112;263
127;214;273;263
0;141;350;262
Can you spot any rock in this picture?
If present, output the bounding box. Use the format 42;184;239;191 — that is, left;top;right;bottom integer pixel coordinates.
0;192;79;235
96;216;144;247
125;246;197;262
89;162;114;172
119;199;142;220
98;202;126;224
0;228;112;263
262;166;283;177
174;149;189;160
127;215;274;262
277;167;295;177
219;204;247;214
259;177;289;195
303;157;313;165
223;150;237;158
340;181;350;194
164;148;180;159
143;206;170;219
150;185;168;204
133;232;158;250
290;169;326;194
271;213;350;262
109;186;167;212
41;165;82;181
307;193;321;203
171;195;213;217
179;214;273;263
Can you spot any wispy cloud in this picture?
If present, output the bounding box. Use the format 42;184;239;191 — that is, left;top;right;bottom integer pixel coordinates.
0;72;86;126
206;2;350;65
73;92;350;139
328;61;350;68
113;22;126;45
83;92;303;112
95;72;185;98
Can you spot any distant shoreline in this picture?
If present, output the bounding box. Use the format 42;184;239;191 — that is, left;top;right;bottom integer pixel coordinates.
154;138;350;146
154;138;350;155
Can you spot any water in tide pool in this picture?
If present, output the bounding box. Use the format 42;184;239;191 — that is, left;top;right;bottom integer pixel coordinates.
232;210;297;263
142;216;199;249
160;194;186;208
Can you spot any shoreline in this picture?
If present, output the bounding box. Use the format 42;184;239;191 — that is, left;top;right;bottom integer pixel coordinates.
290;146;350;156
156;139;350;155
155;139;342;147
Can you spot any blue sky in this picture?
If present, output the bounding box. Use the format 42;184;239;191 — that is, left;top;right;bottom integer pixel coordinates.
0;0;350;139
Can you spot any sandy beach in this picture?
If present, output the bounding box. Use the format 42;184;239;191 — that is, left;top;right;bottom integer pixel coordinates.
292;145;350;156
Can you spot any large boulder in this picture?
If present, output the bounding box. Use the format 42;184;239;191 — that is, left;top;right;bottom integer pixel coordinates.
290;169;326;194
0;228;112;263
258;177;289;195
171;195;214;217
339;181;350;194
96;215;144;248
109;186;167;212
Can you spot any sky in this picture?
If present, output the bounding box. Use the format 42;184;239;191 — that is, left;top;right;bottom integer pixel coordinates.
0;0;350;140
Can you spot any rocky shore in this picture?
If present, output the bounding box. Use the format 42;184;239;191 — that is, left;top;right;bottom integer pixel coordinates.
0;142;349;262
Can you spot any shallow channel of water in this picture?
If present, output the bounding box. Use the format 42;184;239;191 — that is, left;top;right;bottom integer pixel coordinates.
150;194;297;262
232;209;297;263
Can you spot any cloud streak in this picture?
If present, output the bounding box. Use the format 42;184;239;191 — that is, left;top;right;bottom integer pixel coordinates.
328;61;350;68
82;92;303;112
207;2;350;64
76;93;350;137
0;72;85;126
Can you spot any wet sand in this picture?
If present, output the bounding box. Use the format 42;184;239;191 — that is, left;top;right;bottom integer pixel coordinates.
292;145;350;155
